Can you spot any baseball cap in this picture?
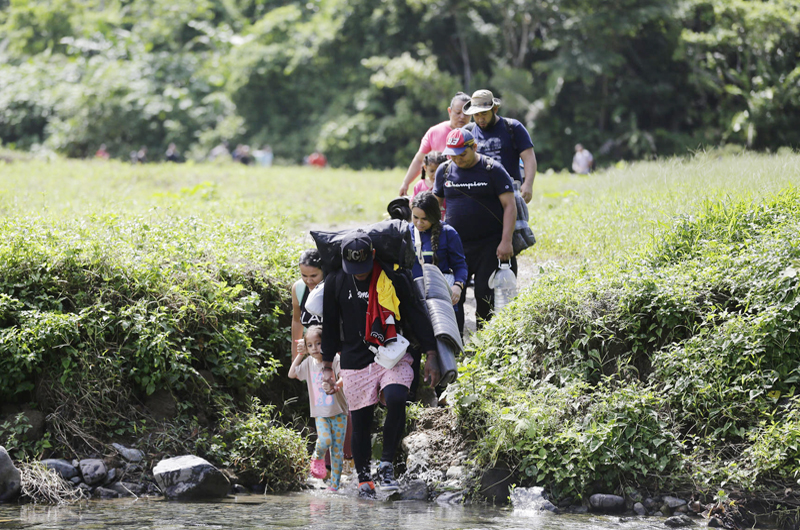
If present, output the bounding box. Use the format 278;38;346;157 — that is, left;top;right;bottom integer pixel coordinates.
341;229;374;275
442;128;476;156
462;89;501;115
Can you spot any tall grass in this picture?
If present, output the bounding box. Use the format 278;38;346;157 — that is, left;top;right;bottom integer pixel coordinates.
0;159;400;229
530;150;800;264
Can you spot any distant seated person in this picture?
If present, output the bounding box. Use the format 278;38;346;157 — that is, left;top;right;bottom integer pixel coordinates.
208;142;231;162
165;143;181;163
572;144;594;174
253;145;274;167
308;151;327;168
131;146;147;164
95;144;110;160
233;144;253;165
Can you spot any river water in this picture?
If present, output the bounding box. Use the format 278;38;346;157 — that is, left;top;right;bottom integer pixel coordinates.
0;491;670;530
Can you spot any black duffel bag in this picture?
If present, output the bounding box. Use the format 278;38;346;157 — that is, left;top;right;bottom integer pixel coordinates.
310;219;415;274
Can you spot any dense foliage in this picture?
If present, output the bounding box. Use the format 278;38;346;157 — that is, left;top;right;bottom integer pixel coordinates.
1;0;798;169
451;168;800;512
0;210;298;462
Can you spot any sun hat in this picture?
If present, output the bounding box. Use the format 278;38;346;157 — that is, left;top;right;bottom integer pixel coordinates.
442;128;476;156
341;229;374;275
462;89;501;115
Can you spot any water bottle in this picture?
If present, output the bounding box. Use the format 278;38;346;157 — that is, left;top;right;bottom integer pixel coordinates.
490;260;517;312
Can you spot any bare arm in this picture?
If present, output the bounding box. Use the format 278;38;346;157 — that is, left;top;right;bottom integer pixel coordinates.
288;351;305;379
519;148;537;203
497;191;516;260
399;150;426;196
290;283;305;361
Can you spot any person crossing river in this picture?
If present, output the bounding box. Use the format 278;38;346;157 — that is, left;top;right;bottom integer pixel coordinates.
320;230;440;498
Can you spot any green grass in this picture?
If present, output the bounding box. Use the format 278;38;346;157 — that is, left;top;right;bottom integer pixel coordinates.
0;159;400;230
530;149;800;264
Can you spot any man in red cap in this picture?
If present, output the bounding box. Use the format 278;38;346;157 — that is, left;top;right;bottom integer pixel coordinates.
433;128;517;328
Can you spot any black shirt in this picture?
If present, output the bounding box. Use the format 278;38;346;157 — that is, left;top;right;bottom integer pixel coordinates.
321;263;437;370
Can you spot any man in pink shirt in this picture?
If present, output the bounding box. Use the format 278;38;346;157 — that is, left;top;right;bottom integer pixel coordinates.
398;92;471;196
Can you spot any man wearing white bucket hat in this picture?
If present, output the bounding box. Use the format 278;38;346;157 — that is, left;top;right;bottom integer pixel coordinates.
463;89;537;203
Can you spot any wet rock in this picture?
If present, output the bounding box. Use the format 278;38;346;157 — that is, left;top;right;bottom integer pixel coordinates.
675;505;689;514
688;501;705;513
402;432;431;454
79;459;107;486
76;483;92;494
41;459;79;480
589;493;626;513
634;502;647;516
103;467;118;485
0;446;21;501
569;505;589;514
93;486;120;499
665;496;688;508
435;491;464;504
664;514;694;527
400;479;428;501
109;482;146;497
231;484;248;494
644;497;659;511
153;455;230;500
478;466;515;504
112;443;145;463
70;476;82;485
708;516;725;528
125;463;143;476
510;487;559;514
445;466;463;480
558;496;574;508
405;453;429;476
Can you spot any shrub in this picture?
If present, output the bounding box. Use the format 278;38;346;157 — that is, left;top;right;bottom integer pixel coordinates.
203;400;309;492
452;186;800;501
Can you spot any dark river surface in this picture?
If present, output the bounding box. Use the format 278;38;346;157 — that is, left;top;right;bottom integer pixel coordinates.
0;491;671;530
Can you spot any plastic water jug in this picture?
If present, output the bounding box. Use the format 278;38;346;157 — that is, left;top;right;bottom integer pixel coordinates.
489;260;517;312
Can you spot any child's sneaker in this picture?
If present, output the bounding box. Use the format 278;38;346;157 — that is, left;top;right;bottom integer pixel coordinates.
376;461;399;492
310;458;327;479
358;481;376;499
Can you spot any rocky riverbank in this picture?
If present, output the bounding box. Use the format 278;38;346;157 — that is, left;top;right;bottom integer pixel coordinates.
0;405;765;530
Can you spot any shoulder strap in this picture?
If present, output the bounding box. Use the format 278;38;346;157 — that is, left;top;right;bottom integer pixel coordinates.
501;117;518;154
332;270;346;341
296;280;307;303
414;226;425;266
444;159;454;181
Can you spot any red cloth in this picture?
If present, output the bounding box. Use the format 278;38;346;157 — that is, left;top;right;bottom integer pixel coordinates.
365;261;397;347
